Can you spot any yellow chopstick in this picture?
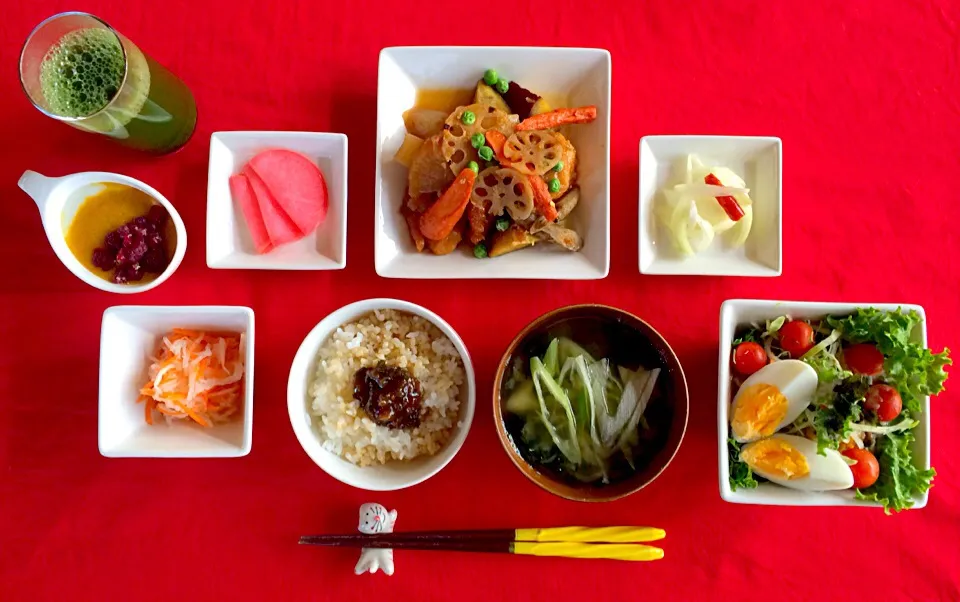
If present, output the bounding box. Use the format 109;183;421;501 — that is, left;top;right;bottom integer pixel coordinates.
514;526;666;543
511;541;664;561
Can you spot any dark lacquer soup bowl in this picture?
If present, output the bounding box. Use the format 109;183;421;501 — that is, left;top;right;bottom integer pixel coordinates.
493;304;689;502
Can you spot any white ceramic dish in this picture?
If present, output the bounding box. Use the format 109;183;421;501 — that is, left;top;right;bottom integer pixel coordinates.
718;299;931;508
639;136;782;276
375;46;611;279
18;170;187;293
206;131;347;270
287;298;476;490
98;305;254;458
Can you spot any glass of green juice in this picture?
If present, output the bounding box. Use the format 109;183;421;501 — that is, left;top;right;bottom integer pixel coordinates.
19;12;197;154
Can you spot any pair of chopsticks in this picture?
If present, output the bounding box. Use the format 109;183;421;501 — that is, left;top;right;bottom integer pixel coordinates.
299;526;665;562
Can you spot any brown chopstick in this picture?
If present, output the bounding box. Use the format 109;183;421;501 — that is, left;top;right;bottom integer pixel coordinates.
299;529;515;546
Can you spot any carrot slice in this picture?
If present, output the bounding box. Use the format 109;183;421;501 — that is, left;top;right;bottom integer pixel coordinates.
529;175;559;222
419;168;477;241
484;130;510;164
515;106;598;131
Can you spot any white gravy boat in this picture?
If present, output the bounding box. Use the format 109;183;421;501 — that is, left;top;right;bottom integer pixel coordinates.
18;170;187;293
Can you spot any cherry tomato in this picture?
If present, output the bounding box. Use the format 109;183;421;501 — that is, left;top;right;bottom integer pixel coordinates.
866;384;902;422
842;448;880;489
779;320;815;357
843;343;885;376
733;342;767;375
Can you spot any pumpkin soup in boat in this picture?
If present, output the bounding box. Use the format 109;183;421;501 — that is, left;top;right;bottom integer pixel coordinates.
64;183;175;284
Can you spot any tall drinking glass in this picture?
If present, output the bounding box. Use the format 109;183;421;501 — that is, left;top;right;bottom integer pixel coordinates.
19;12;197;154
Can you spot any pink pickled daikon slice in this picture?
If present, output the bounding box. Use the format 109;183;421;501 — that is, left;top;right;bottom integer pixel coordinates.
248;149;328;236
229;173;274;254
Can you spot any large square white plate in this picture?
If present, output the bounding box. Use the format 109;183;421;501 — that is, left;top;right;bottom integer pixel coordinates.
640;136;782;276
718;299;931;508
206;131;347;270
98;306;255;458
375;46;610;279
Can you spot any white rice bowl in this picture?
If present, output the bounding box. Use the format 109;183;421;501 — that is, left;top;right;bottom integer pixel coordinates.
309;309;465;466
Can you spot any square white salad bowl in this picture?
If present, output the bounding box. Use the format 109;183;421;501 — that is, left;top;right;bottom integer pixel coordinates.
718;299;931;508
639;136;782;276
206;131;347;270
376;46;611;279
99;305;255;458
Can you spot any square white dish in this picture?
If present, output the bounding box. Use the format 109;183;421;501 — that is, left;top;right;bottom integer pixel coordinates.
206;131;347;270
639;136;782;276
98;305;255;458
717;299;930;508
375;46;611;279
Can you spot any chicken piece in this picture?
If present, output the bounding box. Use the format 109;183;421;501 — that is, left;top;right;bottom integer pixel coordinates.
551;133;577;199
467;202;493;245
490;225;537;257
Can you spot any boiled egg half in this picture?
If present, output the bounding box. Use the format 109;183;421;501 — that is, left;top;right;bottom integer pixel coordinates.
740;434;854;491
730;359;817;442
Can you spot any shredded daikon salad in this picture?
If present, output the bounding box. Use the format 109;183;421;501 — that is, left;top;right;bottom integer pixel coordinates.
138;328;245;427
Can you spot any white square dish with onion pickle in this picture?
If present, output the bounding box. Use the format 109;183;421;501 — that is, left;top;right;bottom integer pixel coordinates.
639;136;781;276
718;300;951;511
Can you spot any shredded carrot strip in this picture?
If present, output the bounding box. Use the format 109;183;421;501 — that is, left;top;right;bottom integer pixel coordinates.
138;329;244;427
144;398;155;425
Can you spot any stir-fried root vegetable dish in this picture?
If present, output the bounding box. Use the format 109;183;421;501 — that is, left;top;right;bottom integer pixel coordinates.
727;308;951;513
138;329;246;427
505;337;662;484
395;69;597;258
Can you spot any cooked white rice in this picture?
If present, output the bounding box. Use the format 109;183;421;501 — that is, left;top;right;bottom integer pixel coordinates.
309;309;465;466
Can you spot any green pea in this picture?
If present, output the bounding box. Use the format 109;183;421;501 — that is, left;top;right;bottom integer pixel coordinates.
461;110;476;125
553;161;564;172
548;178;561;194
495;216;511;232
483;69;499;86
495;78;509;94
478;145;494;161
467;160;479;174
470;132;485;148
473;243;488;259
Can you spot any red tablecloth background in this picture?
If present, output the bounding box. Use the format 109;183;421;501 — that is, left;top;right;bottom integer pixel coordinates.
2;1;959;600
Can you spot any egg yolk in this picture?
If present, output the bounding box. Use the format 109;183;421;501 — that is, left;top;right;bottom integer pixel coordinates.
740;439;810;480
731;383;789;441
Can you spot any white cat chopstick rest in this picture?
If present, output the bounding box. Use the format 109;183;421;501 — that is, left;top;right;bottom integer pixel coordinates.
354;503;398;576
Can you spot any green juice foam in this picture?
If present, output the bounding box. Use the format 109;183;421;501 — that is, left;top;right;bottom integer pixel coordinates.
39;28;126;118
